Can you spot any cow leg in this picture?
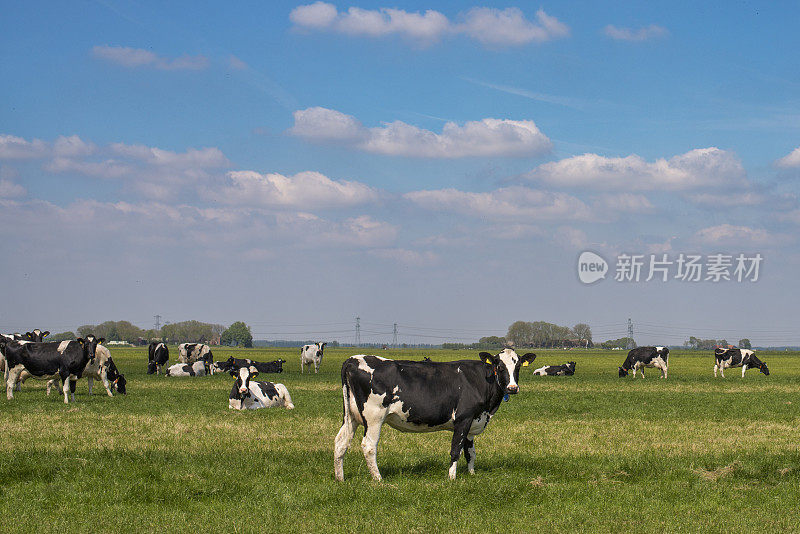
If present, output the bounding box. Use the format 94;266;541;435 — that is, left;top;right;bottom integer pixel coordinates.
661;365;667;379
100;369;113;396
46;380;55;396
61;375;70;404
448;421;471;480
87;377;94;396
720;366;725;378
315;361;319;374
300;359;304;374
69;377;77;402
713;363;718;377
741;365;747;378
334;417;359;480
361;417;386;481
463;437;476;475
6;365;23;399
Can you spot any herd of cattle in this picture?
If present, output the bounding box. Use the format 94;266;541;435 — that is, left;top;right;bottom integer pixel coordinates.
0;332;772;480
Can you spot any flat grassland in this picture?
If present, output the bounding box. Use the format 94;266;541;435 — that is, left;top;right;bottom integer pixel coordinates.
2;347;799;533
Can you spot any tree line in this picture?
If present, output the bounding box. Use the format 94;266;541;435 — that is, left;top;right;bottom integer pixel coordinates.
47;319;256;347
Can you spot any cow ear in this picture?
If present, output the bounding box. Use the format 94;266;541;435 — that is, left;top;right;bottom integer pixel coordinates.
479;352;493;364
98;338;105;344
43;331;50;338
77;337;84;345
521;353;536;367
249;365;259;375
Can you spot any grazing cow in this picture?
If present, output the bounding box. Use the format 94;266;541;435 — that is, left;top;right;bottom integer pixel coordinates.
301;342;326;373
533;361;576;376
40;345;126;396
214;356;285;375
178;343;213;365
147;342;169;375
618;346;669;378
714;348;769;378
334;348;537;481
165;360;208;377
2;335;104;403
228;366;294;410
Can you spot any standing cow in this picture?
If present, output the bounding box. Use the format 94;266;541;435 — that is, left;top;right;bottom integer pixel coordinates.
3;335;104;403
714;348;769;377
148;342;169;374
334;348;537;481
618;346;669;378
301;342;326;373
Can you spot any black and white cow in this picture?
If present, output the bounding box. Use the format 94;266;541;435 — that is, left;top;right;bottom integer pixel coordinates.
618;346;669;378
178;343;213;365
2;335;104;403
165;360;209;377
24;329;50;342
228;366;294;410
214;356;285;375
334;348;537;481
147;342;169;375
714;348;769;378
40;345;126;396
532;361;576;376
301;342;326;373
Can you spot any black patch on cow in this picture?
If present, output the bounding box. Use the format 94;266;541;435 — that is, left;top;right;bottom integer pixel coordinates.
256;381;279;400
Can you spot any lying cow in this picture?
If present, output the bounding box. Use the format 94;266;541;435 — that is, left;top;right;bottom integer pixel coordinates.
300;342;326;373
714;348;769;378
334;348;537;481
533;361;575;376
618;346;669;378
165;360;209;377
178;343;213;364
228;366;294;410
147;342;169;374
3;335;104;403
214;356;285;375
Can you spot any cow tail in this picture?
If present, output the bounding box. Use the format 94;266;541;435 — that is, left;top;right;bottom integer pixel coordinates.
340;361;351;427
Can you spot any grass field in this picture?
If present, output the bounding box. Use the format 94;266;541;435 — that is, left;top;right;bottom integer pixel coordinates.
2;347;800;533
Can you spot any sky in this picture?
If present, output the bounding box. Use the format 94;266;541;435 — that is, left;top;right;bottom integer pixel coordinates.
2;1;800;346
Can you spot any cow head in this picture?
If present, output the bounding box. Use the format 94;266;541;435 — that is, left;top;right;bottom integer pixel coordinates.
147;360;158;374
25;329;50;342
757;358;770;375
479;349;536;395
114;374;127;394
77;335;104;363
317;342;326;358
618;366;629;377
235;366;259;396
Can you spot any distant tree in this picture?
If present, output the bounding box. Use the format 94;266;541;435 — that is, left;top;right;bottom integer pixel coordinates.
600;337;635;349
573;323;592;344
48;331;76;342
329;340;340;348
478;336;507;348
739;338;752;349
221;321;253;348
76;320;145;342
506;321;534;347
161;320;225;344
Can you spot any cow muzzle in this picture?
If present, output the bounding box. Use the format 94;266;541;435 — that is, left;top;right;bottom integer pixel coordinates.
505;384;519;394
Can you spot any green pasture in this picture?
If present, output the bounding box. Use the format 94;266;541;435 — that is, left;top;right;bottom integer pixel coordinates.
1;347;799;533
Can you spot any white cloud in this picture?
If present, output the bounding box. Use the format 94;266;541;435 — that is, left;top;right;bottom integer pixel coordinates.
45;157;131;179
0;134;48;159
694;224;787;247
91;45;209;70
553;226;590;249
404;186;592;221
370;247;439;266
525;148;747;191
53;135;97;157
592;193;654;213
0;179;26;198
776;146;800;168
289;107;552;158
604;24;668;42
290;3;568;47
686;191;767;207
109;143;229;168
207;170;379;209
457;7;569;46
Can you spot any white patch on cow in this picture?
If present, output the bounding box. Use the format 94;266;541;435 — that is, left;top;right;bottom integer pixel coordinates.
741;349;754;358
57;340;71;353
157;342;165;351
498;348;519;389
392;385;400;394
468;412;491;435
533;366;547;376
448;461;458;480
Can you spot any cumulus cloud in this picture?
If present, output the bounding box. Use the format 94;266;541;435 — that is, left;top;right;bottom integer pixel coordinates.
290;3;568;47
592;193;654;213
289;107;552;158
91;45;209;70
776;146;800;168
604;24;668;42
525;148;748;191
109;143;229;168
45;157;131;179
686;191;768;207
694;224;787;247
0;134;49;159
0;179;26;198
404;186;592;221
206;170;379;209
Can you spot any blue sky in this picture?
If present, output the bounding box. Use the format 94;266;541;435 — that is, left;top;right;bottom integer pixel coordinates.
2;1;800;346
